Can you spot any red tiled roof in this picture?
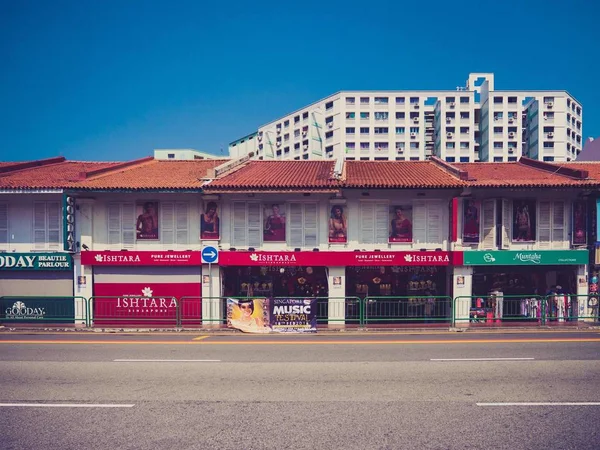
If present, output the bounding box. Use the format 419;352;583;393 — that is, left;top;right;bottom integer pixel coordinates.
74;159;228;190
343;161;465;188
204;160;340;192
549;162;600;181
0;160;123;189
453;162;592;187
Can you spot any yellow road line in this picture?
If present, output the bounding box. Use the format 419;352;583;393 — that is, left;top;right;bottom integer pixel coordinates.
192;336;209;341
1;338;599;345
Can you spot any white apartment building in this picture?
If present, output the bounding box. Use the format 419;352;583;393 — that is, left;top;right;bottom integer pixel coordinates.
230;73;583;163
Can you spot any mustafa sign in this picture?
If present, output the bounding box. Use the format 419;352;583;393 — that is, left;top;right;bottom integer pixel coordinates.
81;251;202;266
93;282;201;327
219;251;459;267
462;250;588;266
0;253;72;271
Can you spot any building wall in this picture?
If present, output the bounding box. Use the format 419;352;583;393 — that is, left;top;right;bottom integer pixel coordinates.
0;193;65;252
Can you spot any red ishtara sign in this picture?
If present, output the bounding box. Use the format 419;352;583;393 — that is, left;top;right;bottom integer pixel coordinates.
81;251;202;266
93;282;201;327
219;251;462;267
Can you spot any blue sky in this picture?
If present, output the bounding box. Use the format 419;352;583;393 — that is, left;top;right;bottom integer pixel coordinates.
1;0;598;161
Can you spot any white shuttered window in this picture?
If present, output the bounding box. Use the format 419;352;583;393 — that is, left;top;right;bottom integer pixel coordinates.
107;203;135;249
232;202;262;248
500;199;511;249
33;202;60;250
0;203;8;248
289;203;318;248
161;202;189;247
538;201;566;249
413;201;442;245
481;199;496;249
360;202;389;244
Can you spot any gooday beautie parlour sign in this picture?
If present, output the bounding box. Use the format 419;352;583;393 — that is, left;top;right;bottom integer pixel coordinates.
0;253;72;270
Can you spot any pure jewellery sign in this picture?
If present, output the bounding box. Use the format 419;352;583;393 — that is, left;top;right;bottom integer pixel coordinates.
0;253;73;271
462;250;588;266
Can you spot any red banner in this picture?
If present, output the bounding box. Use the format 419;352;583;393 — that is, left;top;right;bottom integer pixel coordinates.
219;251;462;267
93;282;201;327
82;251;202;266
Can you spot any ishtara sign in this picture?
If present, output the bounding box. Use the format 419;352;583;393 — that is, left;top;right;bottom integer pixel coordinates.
81;251;202;266
219;251;460;266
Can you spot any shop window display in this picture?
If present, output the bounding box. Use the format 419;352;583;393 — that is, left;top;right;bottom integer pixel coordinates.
346;266;449;323
222;266;328;299
471;267;577;323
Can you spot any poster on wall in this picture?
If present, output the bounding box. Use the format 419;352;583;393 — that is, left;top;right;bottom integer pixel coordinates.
201;201;220;240
572;200;587;245
263;204;286;242
389;205;413;243
136;201;159;240
227;298;317;333
512;199;536;242
462;199;481;244
329;205;348;243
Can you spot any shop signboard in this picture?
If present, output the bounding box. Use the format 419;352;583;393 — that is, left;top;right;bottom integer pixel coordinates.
219;251;460;267
93;282;201;327
0;253;72;271
81;251;202;266
1;297;74;323
227;297;317;334
462;250;588;266
63;194;76;252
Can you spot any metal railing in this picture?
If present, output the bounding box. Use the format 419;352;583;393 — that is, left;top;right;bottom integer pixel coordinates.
0;296;88;326
1;294;598;329
363;296;452;325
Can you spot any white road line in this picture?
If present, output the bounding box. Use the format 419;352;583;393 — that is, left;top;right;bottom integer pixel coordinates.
113;359;221;362
431;358;535;361
0;403;135;408
477;402;600;406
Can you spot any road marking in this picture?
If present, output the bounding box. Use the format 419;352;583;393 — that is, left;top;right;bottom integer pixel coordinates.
0;403;135;408
1;338;600;345
431;357;535;361
477;402;600;407
192;336;210;341
113;359;220;362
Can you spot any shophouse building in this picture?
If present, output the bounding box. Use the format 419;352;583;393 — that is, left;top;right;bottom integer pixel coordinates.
2;155;600;326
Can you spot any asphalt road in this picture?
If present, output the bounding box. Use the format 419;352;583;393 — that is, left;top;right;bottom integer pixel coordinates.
1;331;599;450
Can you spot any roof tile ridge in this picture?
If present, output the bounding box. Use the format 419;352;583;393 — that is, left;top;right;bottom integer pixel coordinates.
78;156;155;180
429;156;469;181
519;157;588;180
0;156;67;175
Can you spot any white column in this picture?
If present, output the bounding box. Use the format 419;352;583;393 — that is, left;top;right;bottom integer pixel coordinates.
452;265;473;327
327;266;346;325
202;263;221;325
576;264;590;321
75;201;94;326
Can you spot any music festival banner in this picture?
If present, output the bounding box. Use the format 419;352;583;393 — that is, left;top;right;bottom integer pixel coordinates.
227;298;317;334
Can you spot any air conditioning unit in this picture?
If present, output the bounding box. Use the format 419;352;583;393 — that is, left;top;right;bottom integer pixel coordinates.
547;102;554;108
276;141;281;147
302;130;307;136
446;118;451;123
508;149;515;154
397;148;404;153
257;134;263;141
508;132;515;138
413;104;420;109
413;118;419;123
303;144;309;150
446;132;453;138
449;102;455;108
276;128;281;135
494;116;499;121
508;118;514;123
327;122;333;128
548;132;554;138
410;132;416;138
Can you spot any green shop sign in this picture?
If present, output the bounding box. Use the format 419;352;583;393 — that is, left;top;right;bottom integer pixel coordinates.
463;250;588;266
0;253;72;271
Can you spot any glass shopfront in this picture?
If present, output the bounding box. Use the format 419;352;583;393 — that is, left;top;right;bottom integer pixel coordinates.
222;266;328;298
